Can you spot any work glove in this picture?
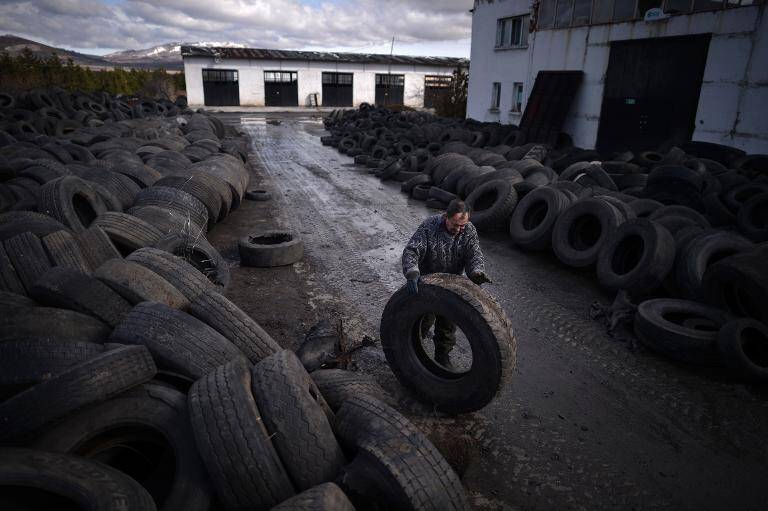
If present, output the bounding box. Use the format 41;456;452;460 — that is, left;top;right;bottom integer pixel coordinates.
469;271;492;286
406;271;420;295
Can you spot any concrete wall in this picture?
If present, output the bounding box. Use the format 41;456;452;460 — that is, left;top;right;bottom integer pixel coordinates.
183;56;456;108
467;1;768;153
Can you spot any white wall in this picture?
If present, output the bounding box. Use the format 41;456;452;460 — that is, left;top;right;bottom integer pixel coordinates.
183;57;456;108
467;1;768;153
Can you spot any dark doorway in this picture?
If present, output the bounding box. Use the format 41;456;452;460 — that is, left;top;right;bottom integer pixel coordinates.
424;75;452;109
264;71;298;107
596;34;711;153
202;69;239;106
520;70;583;144
375;74;405;106
322;72;353;107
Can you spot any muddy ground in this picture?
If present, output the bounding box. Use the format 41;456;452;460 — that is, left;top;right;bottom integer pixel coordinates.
206;112;768;511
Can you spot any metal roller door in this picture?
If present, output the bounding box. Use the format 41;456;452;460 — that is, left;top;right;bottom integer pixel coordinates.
264;71;298;107
424;75;452;109
375;74;404;106
322;72;353;107
202;69;239;107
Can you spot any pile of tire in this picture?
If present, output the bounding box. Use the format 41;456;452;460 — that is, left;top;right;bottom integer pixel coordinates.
322;106;768;381
0;90;470;510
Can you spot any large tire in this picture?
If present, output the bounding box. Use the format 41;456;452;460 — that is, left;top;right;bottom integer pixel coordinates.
93;211;163;255
41;230;91;273
0;306;110;344
188;291;279;363
717;318;768;382
3;231;52;293
633;298;732;365
508;186;571;250
0;243;25;294
311;369;386;411
0;213;67;241
153;233;230;288
251;350;346;491
703;246;768;324
128;205;206;237
464;179;518;231
596;219;675;294
239;231;304;267
38;175;107;232
552;198;624;268
35;384;212;511
335;394;469;511
0;345;156;442
74;226;122;269
736;192;768;242
188;359;295;510
127;247;214;301
380;273;515;414
0;340;105;398
110;301;245;379
94;259;189;309
132;186;209;234
271;483;355;511
30;266;132;328
0;448;157;510
154;175;223;229
675;231;752;301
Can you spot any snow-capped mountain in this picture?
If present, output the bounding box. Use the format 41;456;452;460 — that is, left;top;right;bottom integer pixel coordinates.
104;41;246;68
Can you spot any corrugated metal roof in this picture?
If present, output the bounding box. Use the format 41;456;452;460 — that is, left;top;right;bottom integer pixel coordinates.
180;46;468;67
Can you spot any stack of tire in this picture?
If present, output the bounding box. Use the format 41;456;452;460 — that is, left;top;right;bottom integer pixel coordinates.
0;90;470;510
322;106;768;381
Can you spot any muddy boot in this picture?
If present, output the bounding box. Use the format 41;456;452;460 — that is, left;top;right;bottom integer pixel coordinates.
434;346;454;369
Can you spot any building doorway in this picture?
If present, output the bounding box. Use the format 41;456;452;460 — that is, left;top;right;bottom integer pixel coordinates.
322;72;353;107
264;71;298;107
375;74;405;106
202;69;239;106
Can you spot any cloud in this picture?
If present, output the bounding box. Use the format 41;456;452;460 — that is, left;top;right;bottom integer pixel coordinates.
0;0;473;56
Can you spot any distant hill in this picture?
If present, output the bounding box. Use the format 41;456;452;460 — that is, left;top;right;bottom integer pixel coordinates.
0;34;112;67
104;41;246;70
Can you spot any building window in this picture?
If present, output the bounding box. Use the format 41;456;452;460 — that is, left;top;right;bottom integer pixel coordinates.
495;15;530;48
491;82;501;110
511;83;524;112
202;69;238;82
555;0;575;27
264;71;297;83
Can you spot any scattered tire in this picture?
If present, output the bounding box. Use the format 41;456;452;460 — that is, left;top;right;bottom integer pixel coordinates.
3;231;53;293
188;290;279;363
94;258;189;309
74;226;122;270
0;344;156;441
93;212;163;255
465;179;518;231
127;247;214;301
110;301;246;379
629;198;664;218
239;231;304;267
634;298;732;365
703;247;768;324
0;306;110;344
251;350;346;490
40;229;91;273
245;189;272;201
509;186;571;250
30;266;132;328
0;448;157;510
717;318;768;381
335;394;469;511
38;176;107;232
0;243;25;294
35;384;212;511
188;359;295;510
153;233;230;288
736;192;768;242
597;218;675;295
311;369;386;411
552;198;624;268
380;273;515;414
271;483;355;511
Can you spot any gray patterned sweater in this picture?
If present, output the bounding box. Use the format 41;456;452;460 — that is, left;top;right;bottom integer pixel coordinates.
402;214;485;278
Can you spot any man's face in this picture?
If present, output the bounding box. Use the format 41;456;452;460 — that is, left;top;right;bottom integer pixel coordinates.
445;212;470;235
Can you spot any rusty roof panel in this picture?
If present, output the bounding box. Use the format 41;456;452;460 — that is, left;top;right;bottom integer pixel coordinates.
180;46;468;67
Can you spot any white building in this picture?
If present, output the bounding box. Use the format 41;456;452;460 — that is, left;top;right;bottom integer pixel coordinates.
181;46;467;109
466;0;768;153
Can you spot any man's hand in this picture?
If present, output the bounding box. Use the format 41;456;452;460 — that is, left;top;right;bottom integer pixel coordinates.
470;272;492;286
406;271;420;295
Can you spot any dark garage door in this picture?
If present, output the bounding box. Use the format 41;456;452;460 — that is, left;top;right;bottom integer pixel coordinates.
264;71;298;107
596;34;711;153
202;69;239;107
322;72;353;107
424;75;452;109
375;74;404;106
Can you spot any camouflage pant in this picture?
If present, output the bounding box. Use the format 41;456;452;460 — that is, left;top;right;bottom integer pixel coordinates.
419;314;456;353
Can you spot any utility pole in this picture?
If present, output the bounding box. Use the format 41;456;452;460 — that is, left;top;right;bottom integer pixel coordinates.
388;36;394;75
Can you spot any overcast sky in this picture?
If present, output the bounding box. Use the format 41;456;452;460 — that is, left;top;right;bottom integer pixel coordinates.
0;0;474;57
